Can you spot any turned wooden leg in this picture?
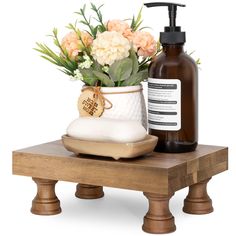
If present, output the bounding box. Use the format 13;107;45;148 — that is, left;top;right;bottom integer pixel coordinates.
75;184;104;199
31;178;61;215
183;178;213;214
142;192;176;234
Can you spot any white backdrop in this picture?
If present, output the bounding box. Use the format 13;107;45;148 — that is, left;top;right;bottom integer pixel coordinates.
0;0;235;235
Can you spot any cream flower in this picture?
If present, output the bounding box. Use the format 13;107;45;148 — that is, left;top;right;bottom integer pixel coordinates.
132;31;157;57
102;66;109;73
91;31;131;66
70;69;83;81
79;54;93;69
61;31;93;60
107;20;133;40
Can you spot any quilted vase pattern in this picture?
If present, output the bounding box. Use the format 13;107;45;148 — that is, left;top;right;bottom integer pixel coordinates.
101;85;147;129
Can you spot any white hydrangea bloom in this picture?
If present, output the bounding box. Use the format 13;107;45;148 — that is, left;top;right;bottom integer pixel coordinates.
91;31;131;66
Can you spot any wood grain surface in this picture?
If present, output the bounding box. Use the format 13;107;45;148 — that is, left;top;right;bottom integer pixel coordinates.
12;140;228;195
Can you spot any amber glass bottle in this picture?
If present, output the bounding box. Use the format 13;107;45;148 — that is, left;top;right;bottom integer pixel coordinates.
148;44;198;152
145;2;198;153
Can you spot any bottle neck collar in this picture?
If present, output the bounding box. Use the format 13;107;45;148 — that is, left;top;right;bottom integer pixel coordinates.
162;44;184;55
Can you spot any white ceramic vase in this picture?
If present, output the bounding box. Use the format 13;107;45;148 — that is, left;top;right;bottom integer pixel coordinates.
100;85;147;129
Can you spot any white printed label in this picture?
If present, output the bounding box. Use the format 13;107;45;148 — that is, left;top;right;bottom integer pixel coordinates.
148;78;181;131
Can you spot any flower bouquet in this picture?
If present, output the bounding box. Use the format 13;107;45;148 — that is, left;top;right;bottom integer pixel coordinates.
35;3;161;126
35;3;160;87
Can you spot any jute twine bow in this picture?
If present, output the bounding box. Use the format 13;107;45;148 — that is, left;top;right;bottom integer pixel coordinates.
81;86;113;110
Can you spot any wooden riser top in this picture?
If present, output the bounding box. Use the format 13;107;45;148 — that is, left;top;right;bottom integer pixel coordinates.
12;140;228;195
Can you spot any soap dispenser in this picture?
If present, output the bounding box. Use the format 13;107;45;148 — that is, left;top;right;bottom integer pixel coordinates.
144;2;198;153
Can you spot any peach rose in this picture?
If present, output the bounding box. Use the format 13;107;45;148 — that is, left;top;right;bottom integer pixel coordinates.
107;20;133;40
132;31;157;57
61;31;93;60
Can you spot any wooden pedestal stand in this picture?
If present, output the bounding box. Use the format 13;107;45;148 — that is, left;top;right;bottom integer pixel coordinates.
13;141;228;234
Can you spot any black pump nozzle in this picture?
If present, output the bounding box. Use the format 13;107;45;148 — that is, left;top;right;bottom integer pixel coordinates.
144;2;186;44
144;2;185;29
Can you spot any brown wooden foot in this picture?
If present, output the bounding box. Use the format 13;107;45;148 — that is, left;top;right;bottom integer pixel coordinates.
75;184;104;199
31;178;61;215
183;178;213;214
142;192;176;234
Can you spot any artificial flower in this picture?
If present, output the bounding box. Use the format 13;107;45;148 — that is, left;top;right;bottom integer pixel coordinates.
107;20;133;40
132;31;157;57
79;54;93;69
81;31;93;47
102;66;109;73
61;31;93;60
36;3;161;86
70;69;83;81
91;31;131;65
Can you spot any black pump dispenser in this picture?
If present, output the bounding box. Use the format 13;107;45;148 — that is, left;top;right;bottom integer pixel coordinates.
144;2;186;44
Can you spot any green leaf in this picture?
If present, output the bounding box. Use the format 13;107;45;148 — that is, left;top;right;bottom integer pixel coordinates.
66;20;78;32
80;68;97;86
58;68;74;76
134;20;143;31
139;26;152;31
90;3;106;33
108;58;133;82
129;49;139;75
121;69;148;86
98;4;104;11
90;2;97;11
93;71;115;87
130;15;135;30
35;43;61;64
79;20;88;25
93;25;99;37
136;7;143;25
139;69;148;82
90;3;95;9
196;58;201;65
74;11;81;15
53;27;58;36
35;33;79;75
82;4;86;13
120;74;137;86
92;60;103;72
124;18;132;21
131;7;143;31
97;25;105;33
40;55;58;65
188;50;195;56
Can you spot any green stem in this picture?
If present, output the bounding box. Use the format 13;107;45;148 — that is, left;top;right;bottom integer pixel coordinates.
77;6;96;37
53;31;66;55
91;3;106;31
82;15;94;36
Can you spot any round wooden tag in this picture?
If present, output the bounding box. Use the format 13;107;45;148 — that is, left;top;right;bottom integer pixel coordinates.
78;89;104;117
